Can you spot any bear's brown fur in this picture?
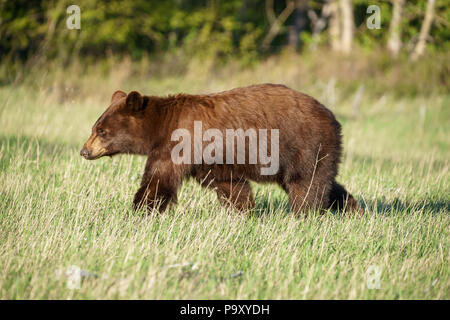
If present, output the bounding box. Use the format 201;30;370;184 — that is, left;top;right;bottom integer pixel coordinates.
81;84;363;216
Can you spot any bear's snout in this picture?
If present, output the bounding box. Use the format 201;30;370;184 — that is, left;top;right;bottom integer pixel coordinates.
80;148;91;159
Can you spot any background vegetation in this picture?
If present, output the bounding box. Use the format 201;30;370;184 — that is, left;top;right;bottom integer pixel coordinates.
0;0;448;299
1;0;449;94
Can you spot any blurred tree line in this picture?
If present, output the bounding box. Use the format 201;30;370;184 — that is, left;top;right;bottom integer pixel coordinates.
0;0;448;65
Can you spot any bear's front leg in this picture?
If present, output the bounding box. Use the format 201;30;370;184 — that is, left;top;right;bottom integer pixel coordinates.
132;180;176;212
132;157;183;213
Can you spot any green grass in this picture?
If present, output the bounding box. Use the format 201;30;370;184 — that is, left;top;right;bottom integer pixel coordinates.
0;73;448;299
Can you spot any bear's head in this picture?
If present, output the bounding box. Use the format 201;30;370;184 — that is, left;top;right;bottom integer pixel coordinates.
80;90;150;160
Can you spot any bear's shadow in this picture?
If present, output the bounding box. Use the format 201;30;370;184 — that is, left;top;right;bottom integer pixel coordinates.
361;198;449;216
253;195;290;217
252;194;448;217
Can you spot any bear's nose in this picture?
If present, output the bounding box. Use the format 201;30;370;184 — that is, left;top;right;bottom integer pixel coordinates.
80;148;91;159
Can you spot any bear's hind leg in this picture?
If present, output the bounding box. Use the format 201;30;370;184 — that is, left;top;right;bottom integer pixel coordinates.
328;181;364;215
211;180;255;213
283;144;338;217
284;180;330;217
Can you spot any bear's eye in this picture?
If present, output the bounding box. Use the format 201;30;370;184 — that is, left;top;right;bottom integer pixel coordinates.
97;129;107;137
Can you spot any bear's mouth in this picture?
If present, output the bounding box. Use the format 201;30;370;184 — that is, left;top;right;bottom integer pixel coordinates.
91;150;119;160
83;148;107;160
83;149;120;160
85;153;105;160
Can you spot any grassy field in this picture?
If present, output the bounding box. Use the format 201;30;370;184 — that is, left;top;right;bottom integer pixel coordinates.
0;67;448;299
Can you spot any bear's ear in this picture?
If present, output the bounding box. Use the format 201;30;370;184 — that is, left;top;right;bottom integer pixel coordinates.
111;90;126;103
126;91;146;112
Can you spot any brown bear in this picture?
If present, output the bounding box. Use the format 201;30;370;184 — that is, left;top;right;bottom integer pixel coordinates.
80;84;363;216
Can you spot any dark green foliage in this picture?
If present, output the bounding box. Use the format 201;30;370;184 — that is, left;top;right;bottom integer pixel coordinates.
1;0;448;63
